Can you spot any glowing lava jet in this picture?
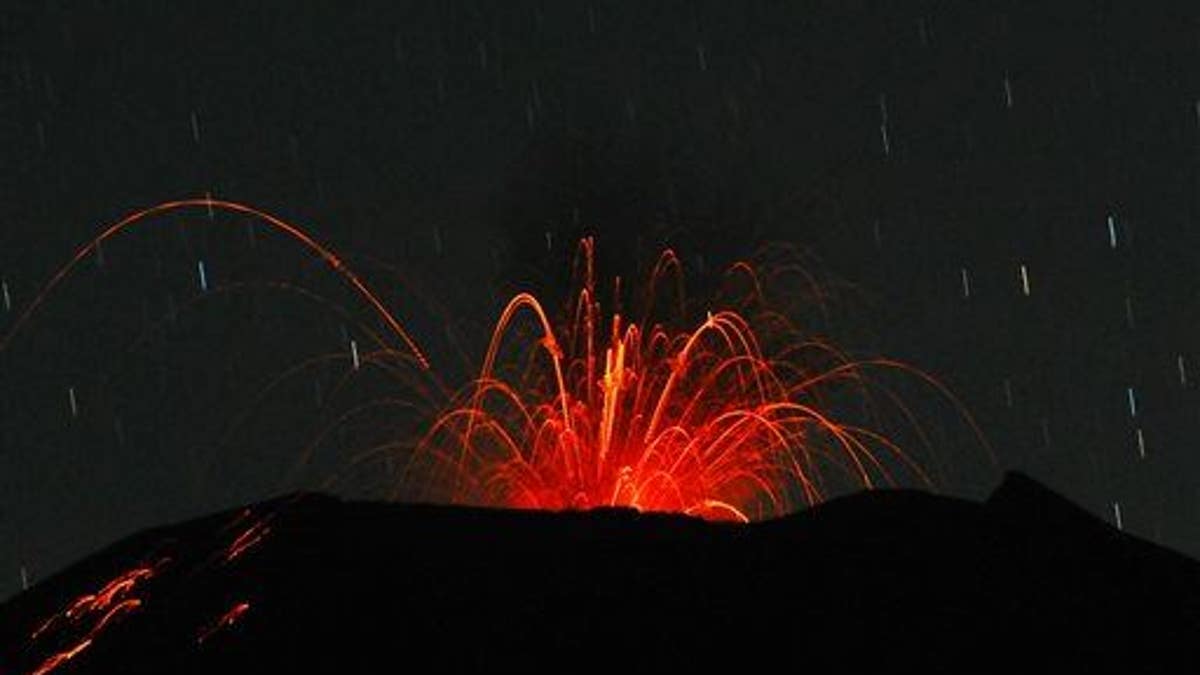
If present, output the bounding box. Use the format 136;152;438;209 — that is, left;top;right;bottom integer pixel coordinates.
404;239;943;522
4;199;971;525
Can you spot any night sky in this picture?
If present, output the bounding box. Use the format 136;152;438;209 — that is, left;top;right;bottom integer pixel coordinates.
2;1;1199;599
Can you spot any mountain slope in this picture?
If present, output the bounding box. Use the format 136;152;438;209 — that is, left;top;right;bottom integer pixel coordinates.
3;473;1197;672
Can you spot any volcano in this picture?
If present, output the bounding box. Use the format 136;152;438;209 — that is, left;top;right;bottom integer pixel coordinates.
3;472;1196;672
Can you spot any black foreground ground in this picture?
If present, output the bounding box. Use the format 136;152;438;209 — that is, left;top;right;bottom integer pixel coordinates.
3;472;1197;672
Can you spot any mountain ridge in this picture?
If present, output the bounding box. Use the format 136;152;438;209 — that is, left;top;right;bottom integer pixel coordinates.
3;472;1197;672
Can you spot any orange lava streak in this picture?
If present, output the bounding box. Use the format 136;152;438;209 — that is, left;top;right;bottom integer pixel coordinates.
85;599;142;639
29;639;92;675
0;198;429;369
197;601;252;645
26;563;160;675
407;239;948;520
62;568;152;621
32;565;154;640
225;520;272;563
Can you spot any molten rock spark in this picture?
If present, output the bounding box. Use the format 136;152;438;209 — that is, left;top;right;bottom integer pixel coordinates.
402;239;940;521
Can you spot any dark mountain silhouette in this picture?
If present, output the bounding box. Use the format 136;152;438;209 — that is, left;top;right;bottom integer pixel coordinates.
2;472;1197;672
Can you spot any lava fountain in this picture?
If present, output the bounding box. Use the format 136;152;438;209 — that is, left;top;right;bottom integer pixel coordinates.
3;199;981;525
401;238;959;522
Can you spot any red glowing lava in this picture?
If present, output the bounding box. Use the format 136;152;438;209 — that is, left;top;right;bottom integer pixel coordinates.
401;238;971;522
26;561;164;675
196;601;252;645
4;199;983;527
0;198;429;369
224;519;272;564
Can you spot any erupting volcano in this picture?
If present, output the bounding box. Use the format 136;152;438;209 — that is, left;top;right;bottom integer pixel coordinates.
406;237;962;521
2;200;1195;674
4;199;976;524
